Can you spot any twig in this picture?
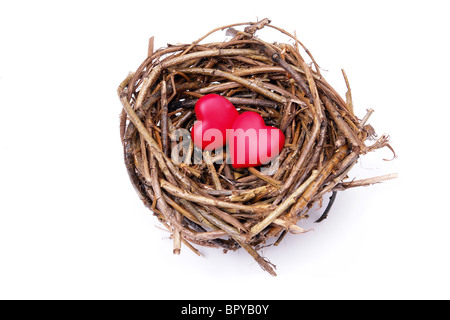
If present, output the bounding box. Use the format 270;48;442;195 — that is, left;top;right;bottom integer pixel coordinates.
341;69;354;116
335;173;398;190
160;79;169;156
288;145;349;219
175;67;287;104
235;239;277;277
359;108;375;128
249;170;319;238
315;191;337;223
148;36;155;57
203;150;223;190
160;179;271;214
248;167;281;188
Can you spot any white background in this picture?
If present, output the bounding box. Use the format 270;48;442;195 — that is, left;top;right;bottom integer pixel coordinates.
0;0;448;299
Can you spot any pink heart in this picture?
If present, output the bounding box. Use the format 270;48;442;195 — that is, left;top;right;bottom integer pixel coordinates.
229;111;285;168
191;94;239;151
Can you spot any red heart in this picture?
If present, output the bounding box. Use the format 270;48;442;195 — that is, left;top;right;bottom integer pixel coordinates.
229;111;285;168
191;94;239;151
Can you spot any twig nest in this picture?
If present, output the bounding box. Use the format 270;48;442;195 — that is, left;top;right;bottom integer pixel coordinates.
118;19;394;276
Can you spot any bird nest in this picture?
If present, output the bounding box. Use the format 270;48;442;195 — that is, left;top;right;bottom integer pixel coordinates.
117;19;395;276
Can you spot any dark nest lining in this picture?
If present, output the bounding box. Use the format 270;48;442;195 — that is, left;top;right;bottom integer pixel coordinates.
118;19;396;276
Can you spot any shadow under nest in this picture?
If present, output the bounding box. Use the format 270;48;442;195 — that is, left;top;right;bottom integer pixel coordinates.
118;19;395;276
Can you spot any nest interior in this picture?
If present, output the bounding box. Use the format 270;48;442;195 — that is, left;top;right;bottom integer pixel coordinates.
118;19;394;276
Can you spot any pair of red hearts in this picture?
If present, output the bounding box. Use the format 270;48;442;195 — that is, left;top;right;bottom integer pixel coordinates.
191;94;285;168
